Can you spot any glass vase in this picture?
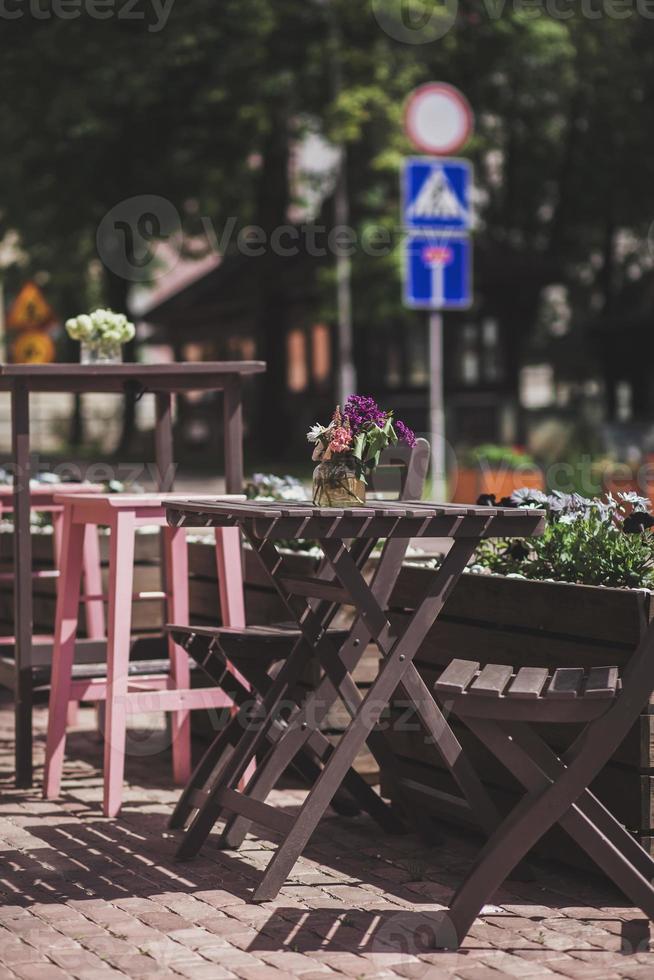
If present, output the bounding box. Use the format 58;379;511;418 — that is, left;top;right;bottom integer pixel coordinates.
80;340;123;365
313;459;366;507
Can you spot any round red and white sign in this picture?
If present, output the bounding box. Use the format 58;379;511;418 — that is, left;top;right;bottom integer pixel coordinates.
404;82;473;156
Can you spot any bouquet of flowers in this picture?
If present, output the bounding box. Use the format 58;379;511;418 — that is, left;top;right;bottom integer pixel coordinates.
66;308;135;361
308;395;416;505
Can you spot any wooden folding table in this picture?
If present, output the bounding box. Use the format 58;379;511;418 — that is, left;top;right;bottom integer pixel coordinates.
165;497;546;901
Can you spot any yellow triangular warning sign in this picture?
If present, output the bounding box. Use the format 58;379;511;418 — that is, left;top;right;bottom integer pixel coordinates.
6;281;56;331
11;329;56;364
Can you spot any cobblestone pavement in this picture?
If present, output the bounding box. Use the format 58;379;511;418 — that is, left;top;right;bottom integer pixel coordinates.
0;697;652;980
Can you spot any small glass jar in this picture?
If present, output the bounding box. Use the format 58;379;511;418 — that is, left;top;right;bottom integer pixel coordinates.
313;459;366;507
80;340;123;365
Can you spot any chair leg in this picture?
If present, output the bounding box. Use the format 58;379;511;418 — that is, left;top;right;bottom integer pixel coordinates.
462;718;654;926
103;511;136;818
170;712;241;830
82;523;105;640
214;527;254;789
164;525;191;786
43;512;85;799
52;510;80;728
507;722;654;881
441;716;654;947
214;527;245;628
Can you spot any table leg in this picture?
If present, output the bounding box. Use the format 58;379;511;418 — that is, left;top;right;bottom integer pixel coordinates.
252;537;487;902
12;381;33;788
154;391;175;492
322;535;502;833
176;628;326;860
223;377;243;494
218;535;410;847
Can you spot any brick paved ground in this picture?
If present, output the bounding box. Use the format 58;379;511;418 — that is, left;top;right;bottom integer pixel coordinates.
0;695;652;979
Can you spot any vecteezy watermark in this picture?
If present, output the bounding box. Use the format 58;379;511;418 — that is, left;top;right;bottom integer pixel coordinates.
95;195;408;281
200;217;398;260
96;194;182;282
371;0;459;44
0;0;175;32
371;0;654;45
482;0;654;19
370;910;459;968
1;455;179;494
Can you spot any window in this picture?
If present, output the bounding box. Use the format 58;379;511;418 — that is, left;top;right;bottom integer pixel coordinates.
453;319;504;387
311;323;331;384
287;329;308;392
616;381;632;422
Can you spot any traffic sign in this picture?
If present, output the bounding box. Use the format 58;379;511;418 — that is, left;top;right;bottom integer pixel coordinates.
6;281;56;332
404;234;472;310
11;329;56;364
404;82;473;156
403;157;472;232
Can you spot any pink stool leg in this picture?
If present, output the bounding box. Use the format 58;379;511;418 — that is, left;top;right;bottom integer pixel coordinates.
43;507;86;799
103;510;136;818
53;509;80;728
164;525;191;786
214;527;246;628
214;527;254;786
52;509;63;566
81;523;106;736
82;524;105;639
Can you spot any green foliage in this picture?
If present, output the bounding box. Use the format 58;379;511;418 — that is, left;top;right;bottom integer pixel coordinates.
465;445;536;469
0;1;653;406
475;492;654;590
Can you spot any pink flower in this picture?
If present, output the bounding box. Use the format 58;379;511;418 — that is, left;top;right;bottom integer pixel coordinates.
328;426;352;454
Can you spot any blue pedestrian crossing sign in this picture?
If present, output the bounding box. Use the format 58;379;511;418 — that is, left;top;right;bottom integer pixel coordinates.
404;234;472;310
402;157;472;232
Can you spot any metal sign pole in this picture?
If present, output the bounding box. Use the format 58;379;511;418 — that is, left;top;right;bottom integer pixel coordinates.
429;311;446;500
402;82;475;503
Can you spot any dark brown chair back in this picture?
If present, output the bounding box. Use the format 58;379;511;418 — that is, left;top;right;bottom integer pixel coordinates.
366;437;430;501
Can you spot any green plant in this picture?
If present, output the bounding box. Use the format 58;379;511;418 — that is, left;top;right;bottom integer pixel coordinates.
464;444;536;469
475;490;654;589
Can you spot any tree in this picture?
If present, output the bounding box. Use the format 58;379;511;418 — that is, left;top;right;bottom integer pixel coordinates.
1;2;654;455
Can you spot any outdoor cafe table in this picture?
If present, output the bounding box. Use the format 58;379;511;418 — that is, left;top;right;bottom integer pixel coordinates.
0;361;265;787
164;496;546;902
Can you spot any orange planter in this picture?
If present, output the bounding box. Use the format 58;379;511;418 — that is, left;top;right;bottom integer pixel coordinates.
451;466;544;504
602;459;654;507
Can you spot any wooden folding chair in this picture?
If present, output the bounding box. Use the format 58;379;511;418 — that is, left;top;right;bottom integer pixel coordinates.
167;439;430;852
432;643;654;948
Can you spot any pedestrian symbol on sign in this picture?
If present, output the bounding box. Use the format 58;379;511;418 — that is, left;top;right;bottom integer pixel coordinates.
408;170;467;224
403;157;472;233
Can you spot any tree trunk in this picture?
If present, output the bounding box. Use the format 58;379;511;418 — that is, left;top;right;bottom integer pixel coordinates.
256;108;292;459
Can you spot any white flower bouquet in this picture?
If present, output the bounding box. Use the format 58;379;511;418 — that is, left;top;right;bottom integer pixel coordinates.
65;309;135;363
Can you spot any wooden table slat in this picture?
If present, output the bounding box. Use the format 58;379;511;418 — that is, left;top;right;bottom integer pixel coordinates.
470;663;513;697
547;667;585;699
507;666;549;699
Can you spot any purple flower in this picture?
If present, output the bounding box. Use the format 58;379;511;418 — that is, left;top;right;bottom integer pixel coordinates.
395;419;417;448
343;395;387;433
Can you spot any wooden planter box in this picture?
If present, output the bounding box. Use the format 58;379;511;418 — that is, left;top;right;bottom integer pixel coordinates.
451;466;544;503
380;568;654;862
